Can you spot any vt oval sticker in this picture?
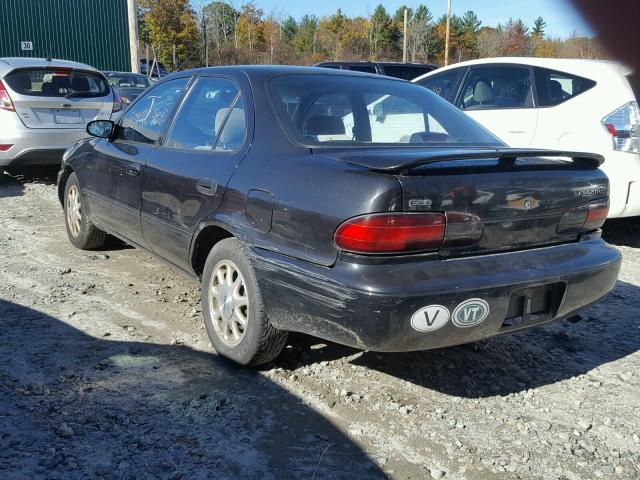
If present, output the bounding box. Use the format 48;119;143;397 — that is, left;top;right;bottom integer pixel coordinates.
411;305;450;332
452;298;490;328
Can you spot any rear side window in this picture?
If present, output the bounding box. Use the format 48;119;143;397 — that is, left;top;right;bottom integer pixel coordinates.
165;77;246;152
534;67;596;107
416;69;463;102
117;77;189;144
383;65;435;81
349;65;377;74
459;66;533;110
5;69;109;98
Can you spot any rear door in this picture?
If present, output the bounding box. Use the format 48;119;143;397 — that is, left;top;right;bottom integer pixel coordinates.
3;68;112;129
82;77;190;246
455;65;538;147
140;74;251;269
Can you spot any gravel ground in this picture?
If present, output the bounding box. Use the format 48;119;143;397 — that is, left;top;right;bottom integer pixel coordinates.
0;168;639;480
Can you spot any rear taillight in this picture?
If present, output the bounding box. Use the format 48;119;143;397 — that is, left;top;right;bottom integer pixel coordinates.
0;80;15;112
335;213;445;254
334;212;483;254
557;198;609;234
112;92;122;112
602;101;640;153
0;144;13;151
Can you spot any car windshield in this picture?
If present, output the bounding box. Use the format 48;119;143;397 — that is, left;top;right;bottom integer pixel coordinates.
5;68;110;98
107;74;150;89
269;74;503;147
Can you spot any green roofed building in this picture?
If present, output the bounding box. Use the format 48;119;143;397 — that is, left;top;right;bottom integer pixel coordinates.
0;0;132;71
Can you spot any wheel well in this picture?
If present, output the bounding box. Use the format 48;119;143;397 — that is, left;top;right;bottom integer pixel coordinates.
57;166;73;206
192;225;234;277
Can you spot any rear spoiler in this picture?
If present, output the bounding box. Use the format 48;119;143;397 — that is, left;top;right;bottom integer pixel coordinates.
324;148;605;174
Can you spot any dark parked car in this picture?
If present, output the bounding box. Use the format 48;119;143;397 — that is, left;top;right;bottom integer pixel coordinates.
314;61;437;80
140;59;168;78
57;66;620;366
103;71;152;105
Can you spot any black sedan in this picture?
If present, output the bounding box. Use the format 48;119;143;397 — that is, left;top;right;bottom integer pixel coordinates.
103;71;152;106
57;66;620;365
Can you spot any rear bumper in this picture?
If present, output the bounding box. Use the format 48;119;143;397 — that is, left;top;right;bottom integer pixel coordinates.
251;238;621;351
599;151;640;218
0;119;89;167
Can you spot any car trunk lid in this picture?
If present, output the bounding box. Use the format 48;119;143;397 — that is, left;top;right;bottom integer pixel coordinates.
316;147;608;255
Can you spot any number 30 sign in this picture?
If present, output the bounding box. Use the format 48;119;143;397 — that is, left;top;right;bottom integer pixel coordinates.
21;41;33;51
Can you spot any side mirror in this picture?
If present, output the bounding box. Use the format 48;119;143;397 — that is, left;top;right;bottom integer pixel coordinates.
87;120;115;138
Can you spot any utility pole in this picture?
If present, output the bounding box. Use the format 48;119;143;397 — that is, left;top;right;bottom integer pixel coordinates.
202;8;208;67
172;44;176;71
127;0;140;73
444;0;451;66
402;8;408;63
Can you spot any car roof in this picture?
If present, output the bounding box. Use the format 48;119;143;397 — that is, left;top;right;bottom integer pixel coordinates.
103;71;146;76
316;61;436;67
164;64;407;82
413;56;631;82
0;57;99;76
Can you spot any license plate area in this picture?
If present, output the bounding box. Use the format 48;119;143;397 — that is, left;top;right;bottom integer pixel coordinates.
54;109;81;124
501;282;566;330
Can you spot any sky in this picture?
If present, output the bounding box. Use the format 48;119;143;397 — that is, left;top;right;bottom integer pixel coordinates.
215;0;594;39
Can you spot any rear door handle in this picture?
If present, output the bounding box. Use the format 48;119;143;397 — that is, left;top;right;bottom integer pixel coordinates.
196;178;218;195
125;165;141;176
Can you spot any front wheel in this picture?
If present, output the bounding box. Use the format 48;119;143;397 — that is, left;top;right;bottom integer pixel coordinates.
63;172;107;250
201;238;288;366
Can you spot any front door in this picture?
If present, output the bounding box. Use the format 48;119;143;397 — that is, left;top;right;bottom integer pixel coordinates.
140;75;251;269
82;77;190;246
457;65;538;147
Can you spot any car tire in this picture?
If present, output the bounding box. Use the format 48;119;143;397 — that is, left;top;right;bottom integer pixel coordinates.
201;238;288;366
63;172;107;250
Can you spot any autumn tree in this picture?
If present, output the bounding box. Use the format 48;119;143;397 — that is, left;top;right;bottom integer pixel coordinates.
139;0;201;69
369;5;394;59
502;18;530;56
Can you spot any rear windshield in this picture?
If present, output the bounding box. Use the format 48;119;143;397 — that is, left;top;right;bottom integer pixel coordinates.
269;74;503;147
5;69;110;98
106;73;150;90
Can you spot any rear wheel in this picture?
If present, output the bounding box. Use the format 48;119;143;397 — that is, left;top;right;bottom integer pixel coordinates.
202;238;288;366
63;172;107;250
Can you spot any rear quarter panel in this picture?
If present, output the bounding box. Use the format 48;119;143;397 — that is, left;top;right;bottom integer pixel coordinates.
203;151;403;267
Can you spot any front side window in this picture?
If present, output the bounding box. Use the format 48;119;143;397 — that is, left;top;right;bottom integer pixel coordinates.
269;74;502;147
117;77;189;144
534;67;596;107
5;68;109;98
458;66;533;110
415;69;463;102
165;77;246;152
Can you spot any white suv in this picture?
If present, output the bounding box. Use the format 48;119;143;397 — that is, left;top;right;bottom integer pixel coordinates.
0;57;117;170
414;57;640;218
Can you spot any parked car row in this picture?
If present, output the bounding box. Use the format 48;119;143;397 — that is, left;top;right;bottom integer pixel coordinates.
0;56;631;365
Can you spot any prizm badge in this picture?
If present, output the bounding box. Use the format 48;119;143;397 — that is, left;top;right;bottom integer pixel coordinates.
408;198;433;209
577;187;606;197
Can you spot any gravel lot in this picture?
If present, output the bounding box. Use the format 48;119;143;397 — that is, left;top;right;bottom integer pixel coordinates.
1;168;639;480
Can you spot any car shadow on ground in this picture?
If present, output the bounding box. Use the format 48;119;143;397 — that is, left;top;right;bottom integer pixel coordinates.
0;299;385;479
0;166;59;199
603;218;640;248
274;280;640;399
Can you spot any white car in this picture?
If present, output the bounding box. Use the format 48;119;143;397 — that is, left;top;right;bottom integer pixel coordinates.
0;57;117;171
413;57;640;218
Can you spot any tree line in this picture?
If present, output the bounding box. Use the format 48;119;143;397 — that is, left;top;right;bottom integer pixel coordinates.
138;0;606;71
